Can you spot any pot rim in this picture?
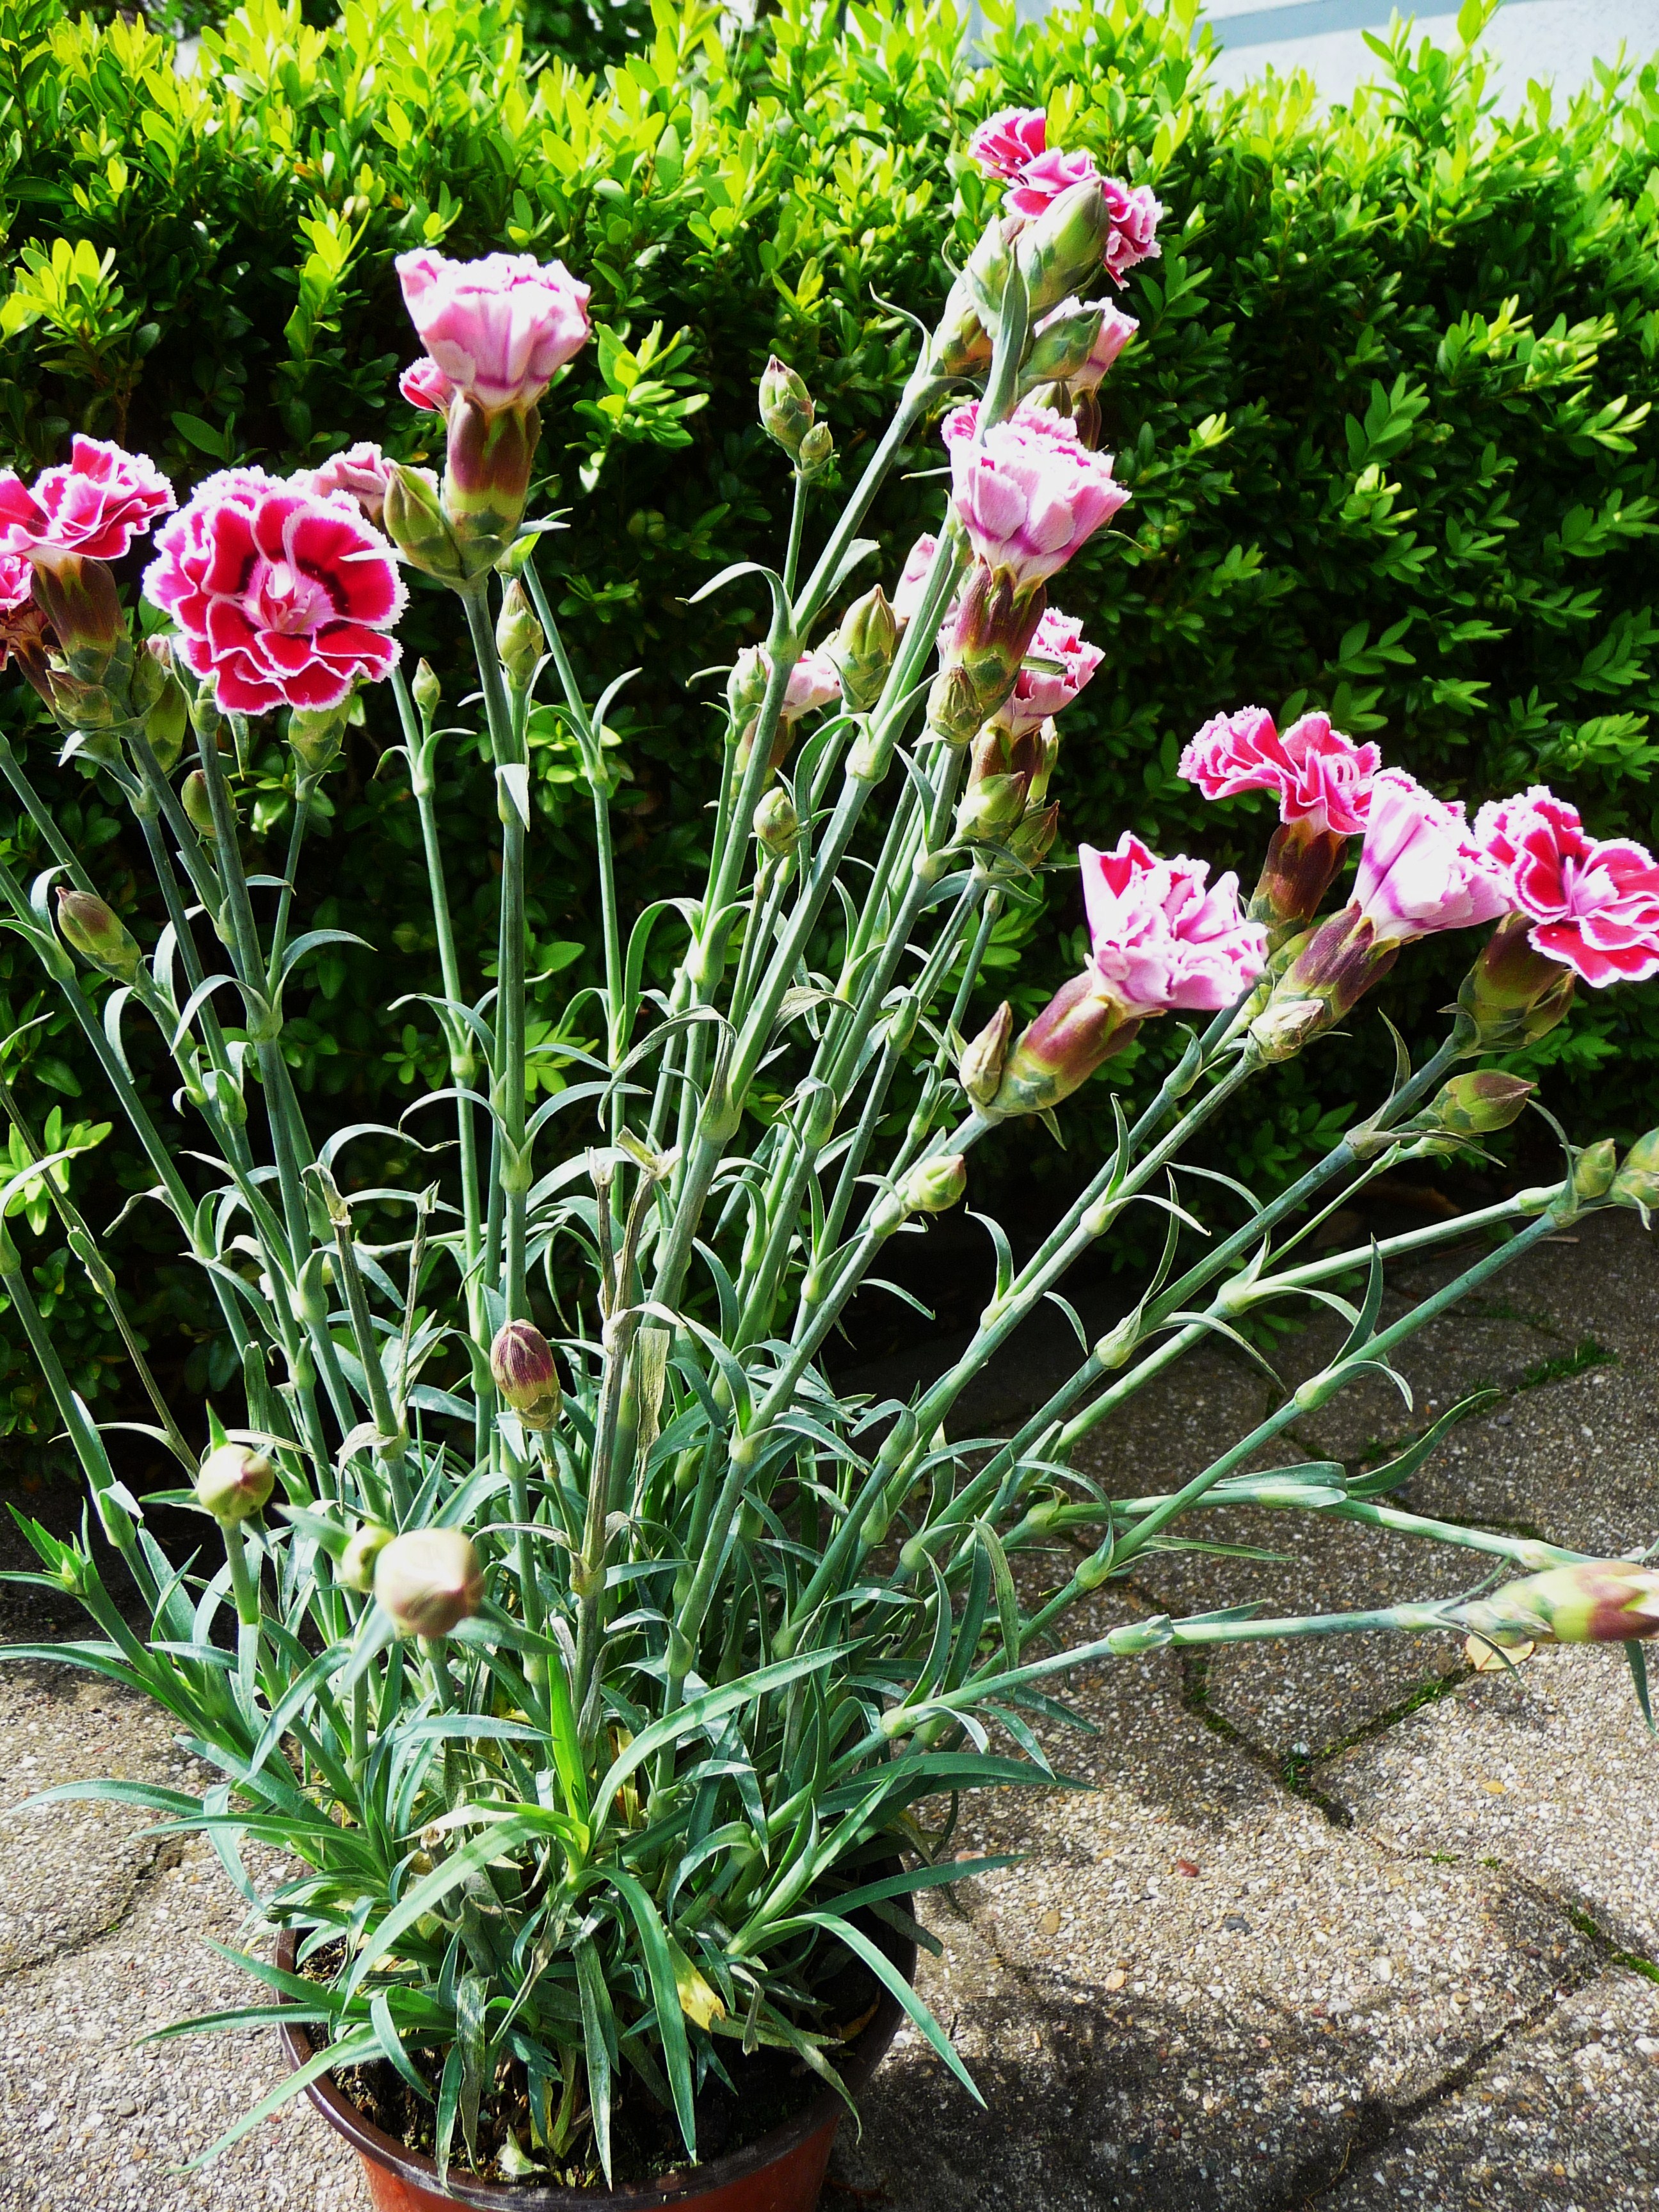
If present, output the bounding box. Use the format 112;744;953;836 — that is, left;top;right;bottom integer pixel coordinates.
274;1922;914;2209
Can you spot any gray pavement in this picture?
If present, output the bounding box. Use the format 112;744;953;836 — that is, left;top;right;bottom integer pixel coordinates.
0;1208;1656;2208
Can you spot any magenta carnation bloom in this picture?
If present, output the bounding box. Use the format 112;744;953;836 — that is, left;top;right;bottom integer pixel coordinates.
1002;607;1102;735
1475;786;1659;986
399;356;457;414
1006;145;1101;220
943;402;1128;592
144;474;406;716
1101;179;1164;286
1082;833;1267;1016
308;443;393;527
1180;707;1380;836
0;551;32;613
396;251;591;414
0;437;174;565
968;107;1048;179
1351;769;1509;944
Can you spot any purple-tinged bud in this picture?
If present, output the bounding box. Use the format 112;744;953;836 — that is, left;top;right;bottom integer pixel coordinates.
180;769;220;839
758;358;816;459
1572;1138;1617;1204
489;1319;562;1431
987;971;1142;1118
955;719;1052;846
143;641;188;773
905;1153;966;1214
412;659;442;724
1249;906;1399;1063
826;585;899;712
338;1520;394;1593
383;461;467;586
28;555;125;684
495;579;545;694
1462;1559;1659;1647
960;1001;1014;1109
442;395;540;575
926;565;1048;747
195;1442;275;1524
374;1527;485;1638
54;886;141;982
753;787;800;858
1456;913;1577;1054
1248;819;1350;947
1610;1129;1659;1217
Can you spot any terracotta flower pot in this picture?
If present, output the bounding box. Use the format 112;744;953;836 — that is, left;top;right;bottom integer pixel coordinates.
275;1927;913;2212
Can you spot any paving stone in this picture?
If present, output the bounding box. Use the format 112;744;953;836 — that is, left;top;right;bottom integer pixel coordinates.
1325;1642;1659;1961
1063;1342;1281;1491
0;1833;360;2212
1322;1968;1659;2212
0;1662;189;1978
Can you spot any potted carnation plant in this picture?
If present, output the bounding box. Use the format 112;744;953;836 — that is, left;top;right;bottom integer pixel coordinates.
4;99;1659;2212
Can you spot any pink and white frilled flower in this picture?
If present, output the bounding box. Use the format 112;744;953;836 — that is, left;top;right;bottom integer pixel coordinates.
1352;769;1509;944
0;552;31;613
399;356;457;415
1180;707;1381;836
1082;833;1267;1016
943;402;1128;592
1475;785;1659;986
0;437;174;565
143;471;406;715
1100;178;1164;286
892;534;940;625
1006;145;1100;220
968;107;1048;180
782;647;842;721
307;443;393;527
395;251;591;414
1002;607;1102;734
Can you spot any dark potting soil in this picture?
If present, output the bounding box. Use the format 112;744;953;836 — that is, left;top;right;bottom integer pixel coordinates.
316;1934;890;2192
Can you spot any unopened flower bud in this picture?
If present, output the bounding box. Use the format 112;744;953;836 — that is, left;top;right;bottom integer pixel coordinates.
54;886;141;982
753;787;800;857
289;703;349;781
195;1442;275;1524
189;680;222;748
1007;799;1060;867
1461;1559;1659;1648
1022;300;1106;387
180;769;220;839
826;586;899;712
905;1153;966;1214
495;579;544;694
374;1527;485;1638
412;660;442;723
1571;1138;1617;1203
1456;913;1577;1054
442;396;540;575
338;1520;394;1593
383;460;467;585
1610;1129;1659;1215
489;1319;563;1431
797;421;835;477
726;645;771;732
1016;178;1118;316
1409;1071;1536;1144
989;971;1142;1118
143;646;189;774
959;1001;1014;1109
758;357;815;459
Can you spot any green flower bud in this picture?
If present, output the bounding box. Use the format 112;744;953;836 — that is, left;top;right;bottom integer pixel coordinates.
797;421;835;478
383;460;467;586
1610;1129;1659;1214
180;770;220;840
753;787;800;857
758;357;815;459
412;659;442;724
489;1319;563;1431
959;1001;1014;1109
826;585;899;713
289;703;349;781
1572;1137;1618;1203
1022;300;1105;387
495;579;545;694
1412;1071;1536;1142
726;645;771;731
1457;914;1576;1054
374;1527;485;1638
1016;178;1119;316
195;1442;275;1524
54;886;141;982
338;1520;394;1594
904;1153;966;1214
142;646;189;774
189;681;222;749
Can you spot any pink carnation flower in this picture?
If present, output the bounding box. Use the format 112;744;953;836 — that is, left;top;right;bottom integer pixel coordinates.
968;107;1048;180
1036;298;1139;392
1352;769;1510;945
893;533;953;628
1082;833;1267;1016
1180;707;1381;836
943;401;1128;591
782;647;841;720
143;474;406;716
1475;785;1659;986
1006;145;1102;221
307;443;393;527
399;357;457;414
1102;178;1164;287
0;551;32;613
0;437;174;565
1003;607;1102;734
396;250;591;414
